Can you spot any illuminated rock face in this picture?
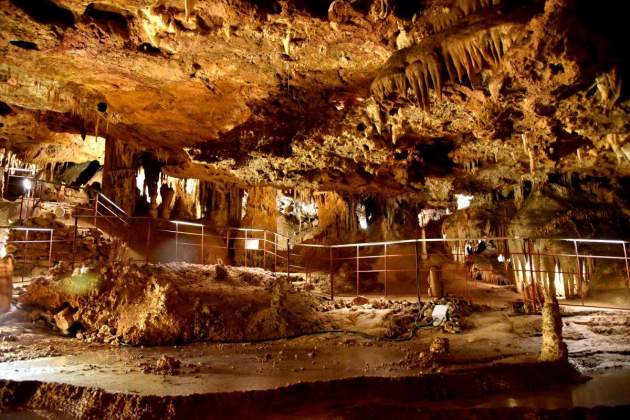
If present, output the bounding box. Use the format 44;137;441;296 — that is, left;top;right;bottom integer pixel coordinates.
0;0;628;225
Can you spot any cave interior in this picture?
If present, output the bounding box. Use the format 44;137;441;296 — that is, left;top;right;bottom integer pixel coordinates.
0;0;629;418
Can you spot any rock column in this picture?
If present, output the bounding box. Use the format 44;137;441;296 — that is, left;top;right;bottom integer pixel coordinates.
102;138;139;215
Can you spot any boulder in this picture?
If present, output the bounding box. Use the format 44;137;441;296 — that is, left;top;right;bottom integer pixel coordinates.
352;296;369;306
429;337;450;356
54;307;76;335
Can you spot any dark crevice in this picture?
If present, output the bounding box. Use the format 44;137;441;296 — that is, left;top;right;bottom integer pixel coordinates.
9;40;39;50
574;0;630;98
138;43;162;55
83;3;130;37
293;0;333;18
10;0;75;28
390;0;423;20
73;160;101;187
0;101;14;116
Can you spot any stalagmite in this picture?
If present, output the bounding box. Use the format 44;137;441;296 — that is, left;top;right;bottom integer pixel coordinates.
539;289;568;362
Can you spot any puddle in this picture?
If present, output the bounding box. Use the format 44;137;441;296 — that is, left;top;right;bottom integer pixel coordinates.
471;367;630;409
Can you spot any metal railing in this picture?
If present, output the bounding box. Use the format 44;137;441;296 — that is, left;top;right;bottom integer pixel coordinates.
3;174;92;223
1;226;54;281
73;212;628;310
5;212;629;309
3;172;628;309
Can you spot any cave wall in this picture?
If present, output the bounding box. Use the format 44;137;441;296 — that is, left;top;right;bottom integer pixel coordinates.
242;186;278;233
102;138;139;215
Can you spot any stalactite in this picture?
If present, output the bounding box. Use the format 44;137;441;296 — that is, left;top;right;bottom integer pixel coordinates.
430;8;463;33
184;0;196;21
404;53;442;108
456;0;502;16
429;0;502;33
371;24;514;108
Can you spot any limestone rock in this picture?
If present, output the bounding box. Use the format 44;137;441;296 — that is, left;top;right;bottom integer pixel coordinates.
352;296;370;306
54;307;76;335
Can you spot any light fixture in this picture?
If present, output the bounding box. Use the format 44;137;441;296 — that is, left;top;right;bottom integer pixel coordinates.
244;239;260;250
497;254;505;262
455;193;473;210
22;178;32;191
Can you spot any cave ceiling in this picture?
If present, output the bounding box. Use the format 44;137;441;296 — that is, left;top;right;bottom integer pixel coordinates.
0;0;629;205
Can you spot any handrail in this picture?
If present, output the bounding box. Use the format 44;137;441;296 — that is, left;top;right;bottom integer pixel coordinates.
295;236;630;249
97;192;129;217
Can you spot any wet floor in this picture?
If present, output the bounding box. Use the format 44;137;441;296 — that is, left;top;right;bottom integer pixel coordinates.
0;337;415;396
2;307;630;418
473;367;630;409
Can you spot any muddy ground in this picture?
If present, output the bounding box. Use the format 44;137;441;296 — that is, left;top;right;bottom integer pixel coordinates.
0;265;629;418
13;262;479;346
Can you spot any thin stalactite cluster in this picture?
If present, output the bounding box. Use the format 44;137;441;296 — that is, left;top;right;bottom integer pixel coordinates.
371;23;516;108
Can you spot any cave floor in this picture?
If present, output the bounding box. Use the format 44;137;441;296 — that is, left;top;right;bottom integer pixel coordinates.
1;306;629;398
0;309;537;396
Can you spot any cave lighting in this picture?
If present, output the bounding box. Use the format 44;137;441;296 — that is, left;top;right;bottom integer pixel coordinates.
22;178;32;191
455;193;473;210
497;254;505;262
554;263;566;299
0;244;6;259
185;178;197;195
356;204;368;230
244;239;260;250
136;168;147;202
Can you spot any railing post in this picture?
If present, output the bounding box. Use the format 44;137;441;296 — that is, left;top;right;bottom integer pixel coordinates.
201;225;205;265
623;242;630;289
304;249;309;284
263;231;267;270
225;229;230;265
93;193;99;228
384;243;388;297
48;229;53;269
19;194;24;224
356;245;360;296
286;239;290;281
420;226;428;260
145;218;151;264
175;222;179;261
329;247;334;300
71;217;78;270
273;233;277;273
414;237;420;303
527;238;538;311
23;229;29;282
573;240;584;306
245;230;248;267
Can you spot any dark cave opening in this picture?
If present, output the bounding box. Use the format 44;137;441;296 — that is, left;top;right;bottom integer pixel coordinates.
11;0;75;28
